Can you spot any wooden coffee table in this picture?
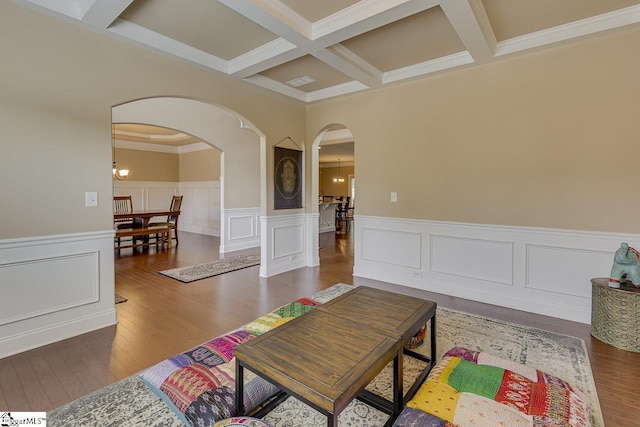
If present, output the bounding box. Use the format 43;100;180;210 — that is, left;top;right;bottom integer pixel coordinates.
234;286;437;426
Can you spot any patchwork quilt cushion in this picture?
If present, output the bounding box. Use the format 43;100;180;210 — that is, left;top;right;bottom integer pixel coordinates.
400;346;591;427
139;286;353;427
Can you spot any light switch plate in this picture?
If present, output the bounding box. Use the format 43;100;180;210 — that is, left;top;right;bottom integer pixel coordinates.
85;191;98;207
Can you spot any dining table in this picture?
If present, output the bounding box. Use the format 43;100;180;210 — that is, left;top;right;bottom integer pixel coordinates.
113;209;180;228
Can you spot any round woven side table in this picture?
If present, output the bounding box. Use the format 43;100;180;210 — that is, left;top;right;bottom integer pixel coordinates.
591;278;640;352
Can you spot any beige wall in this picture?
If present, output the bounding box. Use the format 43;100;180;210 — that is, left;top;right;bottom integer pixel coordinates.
320;166;354;200
307;26;640;234
180;149;221;182
115;148;178;182
114;147;219;182
0;2;304;239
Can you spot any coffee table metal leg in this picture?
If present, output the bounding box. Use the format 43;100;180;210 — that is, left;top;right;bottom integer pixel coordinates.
327;412;337;427
235;362;244;416
430;315;437;365
393;349;403;419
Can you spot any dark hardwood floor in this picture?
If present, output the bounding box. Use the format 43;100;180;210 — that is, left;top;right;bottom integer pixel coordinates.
0;228;638;425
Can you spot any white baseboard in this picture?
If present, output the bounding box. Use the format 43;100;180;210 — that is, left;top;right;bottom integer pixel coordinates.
353;216;638;324
0;309;117;359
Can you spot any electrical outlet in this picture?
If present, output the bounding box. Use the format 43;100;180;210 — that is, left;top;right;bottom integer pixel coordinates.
391;192;398;203
85;191;98;207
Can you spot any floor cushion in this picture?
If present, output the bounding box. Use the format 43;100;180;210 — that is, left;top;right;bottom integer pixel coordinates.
395;346;591;427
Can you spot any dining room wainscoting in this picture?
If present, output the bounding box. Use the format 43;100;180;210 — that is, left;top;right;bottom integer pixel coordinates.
352;215;640;324
0;231;116;358
114;180;221;237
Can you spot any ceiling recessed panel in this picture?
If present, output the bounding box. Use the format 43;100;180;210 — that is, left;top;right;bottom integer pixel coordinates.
483;0;640;41
115;124;201;146
341;7;465;72
281;0;361;22
121;0;278;59
319;141;354;164
260;55;353;93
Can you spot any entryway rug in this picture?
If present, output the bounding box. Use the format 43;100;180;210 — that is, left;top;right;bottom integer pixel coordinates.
159;253;260;283
115;293;127;304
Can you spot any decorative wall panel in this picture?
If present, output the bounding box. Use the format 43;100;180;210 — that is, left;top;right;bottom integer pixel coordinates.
0;231;116;358
361;228;422;269
430;235;513;285
526;244;611;298
352;215;636;324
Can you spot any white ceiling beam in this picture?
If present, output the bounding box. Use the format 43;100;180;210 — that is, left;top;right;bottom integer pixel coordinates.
80;0;133;29
218;0;312;47
107;19;229;74
222;0;439;84
312;45;382;89
242;74;308;102
228;39;304;78
313;0;439;43
439;0;495;61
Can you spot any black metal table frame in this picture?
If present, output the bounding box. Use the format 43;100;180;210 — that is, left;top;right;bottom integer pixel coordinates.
234;313;436;427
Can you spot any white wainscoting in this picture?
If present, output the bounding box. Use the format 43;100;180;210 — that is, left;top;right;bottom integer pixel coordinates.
114;181;221;237
179;181;221;237
353;216;640;324
260;214;307;277
0;231;117;358
220;207;261;253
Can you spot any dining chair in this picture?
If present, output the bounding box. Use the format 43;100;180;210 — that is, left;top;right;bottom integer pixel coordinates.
149;195;183;244
335;200;348;225
113;195;142;247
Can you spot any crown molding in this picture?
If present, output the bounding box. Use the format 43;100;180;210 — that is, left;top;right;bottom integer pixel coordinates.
322;129;354;143
306;80;368;102
495;4;640;57
383;51;474;84
115;140;212;153
243;74;308;102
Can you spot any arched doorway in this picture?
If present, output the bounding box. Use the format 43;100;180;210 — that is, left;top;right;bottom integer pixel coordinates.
309;124;355;265
112;97;266;258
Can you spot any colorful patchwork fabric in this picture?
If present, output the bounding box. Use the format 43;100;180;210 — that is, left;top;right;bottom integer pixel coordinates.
273;299;317;317
403;347;591;427
184;385;236;426
392;406;455;426
243;312;284;335
137;287;335;426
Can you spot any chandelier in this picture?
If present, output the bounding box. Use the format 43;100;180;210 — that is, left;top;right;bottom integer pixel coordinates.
112;124;129;180
333;158;345;183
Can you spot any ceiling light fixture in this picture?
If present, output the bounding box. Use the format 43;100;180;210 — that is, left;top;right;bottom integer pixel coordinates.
333;158;345;183
112;124;129;180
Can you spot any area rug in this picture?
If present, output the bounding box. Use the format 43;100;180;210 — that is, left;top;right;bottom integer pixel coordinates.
159;253;260;283
48;285;602;427
115;293;127;304
262;306;604;427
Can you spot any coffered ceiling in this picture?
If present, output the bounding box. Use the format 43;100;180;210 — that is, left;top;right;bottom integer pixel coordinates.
14;0;640;103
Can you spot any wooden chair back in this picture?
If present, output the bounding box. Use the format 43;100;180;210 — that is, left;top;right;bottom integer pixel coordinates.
113;196;133;223
168;195;183;224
